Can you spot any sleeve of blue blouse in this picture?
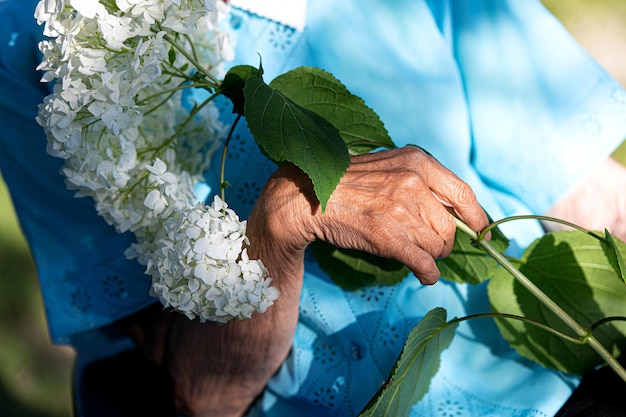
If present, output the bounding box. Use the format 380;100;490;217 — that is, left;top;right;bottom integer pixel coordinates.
0;0;156;345
449;0;626;217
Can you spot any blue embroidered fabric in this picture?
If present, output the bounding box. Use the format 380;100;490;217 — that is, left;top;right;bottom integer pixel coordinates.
217;1;626;416
2;0;626;416
0;0;156;345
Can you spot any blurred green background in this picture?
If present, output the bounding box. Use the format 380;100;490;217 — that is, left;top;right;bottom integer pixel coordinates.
0;174;74;417
0;1;625;417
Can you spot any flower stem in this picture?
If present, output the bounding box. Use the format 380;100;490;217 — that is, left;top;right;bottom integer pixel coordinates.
140;92;219;158
591;316;626;332
163;33;220;87
220;114;242;202
479;214;603;242
451;312;586;344
454;216;626;382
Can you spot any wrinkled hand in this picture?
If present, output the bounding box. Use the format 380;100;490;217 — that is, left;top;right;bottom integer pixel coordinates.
126;146;489;417
250;146;489;284
544;157;626;241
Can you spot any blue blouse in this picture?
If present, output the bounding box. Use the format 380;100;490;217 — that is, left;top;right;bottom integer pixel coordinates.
218;1;626;416
0;0;156;345
2;0;626;415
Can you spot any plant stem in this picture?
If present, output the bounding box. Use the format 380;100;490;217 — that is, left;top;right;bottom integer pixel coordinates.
141;93;219;158
591;316;626;332
452;312;585;344
162;33;220;86
454;217;626;382
479;214;603;242
220;114;242;201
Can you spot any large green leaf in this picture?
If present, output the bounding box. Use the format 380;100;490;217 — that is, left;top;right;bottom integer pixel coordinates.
243;75;350;210
437;223;509;285
488;230;626;375
270;66;394;155
358;308;458;417
269;66;401;285
309;241;410;290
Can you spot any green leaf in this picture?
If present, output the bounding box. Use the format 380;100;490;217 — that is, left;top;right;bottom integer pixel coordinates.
219;64;263;115
309;241;410;290
168;48;176;65
269;67;398;283
266;67;401;282
244;75;350;211
436;224;509;285
358;308;458;417
270;66;395;155
600;229;626;284
488;230;626;375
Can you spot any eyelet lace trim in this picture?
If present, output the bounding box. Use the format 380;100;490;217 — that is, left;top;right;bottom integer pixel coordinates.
230;0;307;31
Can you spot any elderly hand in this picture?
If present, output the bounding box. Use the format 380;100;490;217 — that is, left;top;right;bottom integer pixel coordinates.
126;146;489;417
544;157;626;241
249;146;489;284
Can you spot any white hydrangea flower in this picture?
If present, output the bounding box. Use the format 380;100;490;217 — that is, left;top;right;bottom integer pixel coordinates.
35;0;277;322
98;14;134;50
145;197;280;322
69;0;105;19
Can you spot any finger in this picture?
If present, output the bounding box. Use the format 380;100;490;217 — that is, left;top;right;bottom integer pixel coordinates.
364;226;441;284
331;171;455;259
367;176;456;258
334;182;450;259
426;168;489;233
412;195;457;257
397;243;441;284
357;222;442;284
352;148;489;234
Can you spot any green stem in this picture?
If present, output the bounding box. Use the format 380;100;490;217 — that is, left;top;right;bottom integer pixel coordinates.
455;217;626;382
142;84;188;117
479;215;603;242
451;312;585;344
162;33;220;87
591;316;626;332
139;93;219;158
137;82;191;106
219;114;242;202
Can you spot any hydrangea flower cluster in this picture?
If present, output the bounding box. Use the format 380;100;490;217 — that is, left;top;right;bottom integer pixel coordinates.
34;0;280;322
143;196;280;322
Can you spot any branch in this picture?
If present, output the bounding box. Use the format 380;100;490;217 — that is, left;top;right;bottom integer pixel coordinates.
454;216;626;383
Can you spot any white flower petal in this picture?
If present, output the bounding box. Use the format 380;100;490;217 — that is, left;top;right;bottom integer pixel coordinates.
70;0;105;19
